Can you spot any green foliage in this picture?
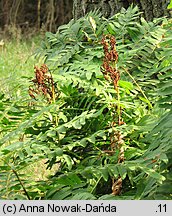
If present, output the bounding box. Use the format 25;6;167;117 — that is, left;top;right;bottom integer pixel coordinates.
0;6;172;200
167;0;172;9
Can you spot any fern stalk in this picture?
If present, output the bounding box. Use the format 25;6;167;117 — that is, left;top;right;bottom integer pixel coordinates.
101;35;125;195
12;169;31;200
122;66;152;109
4;159;31;200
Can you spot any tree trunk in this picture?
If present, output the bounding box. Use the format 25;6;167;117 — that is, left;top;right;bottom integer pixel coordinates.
73;0;171;21
55;0;73;27
2;0;10;27
37;0;41;30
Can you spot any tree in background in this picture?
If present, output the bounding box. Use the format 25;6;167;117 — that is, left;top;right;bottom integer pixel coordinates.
0;0;73;34
0;0;170;32
1;0;171;35
73;0;171;20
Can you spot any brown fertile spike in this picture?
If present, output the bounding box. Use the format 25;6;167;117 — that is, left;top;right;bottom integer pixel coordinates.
101;35;125;196
29;64;57;103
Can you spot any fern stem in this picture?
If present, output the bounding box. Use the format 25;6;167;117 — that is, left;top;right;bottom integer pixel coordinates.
12;169;31;200
117;87;121;124
116;81;121;125
113;64;121;125
91;176;102;194
122;66;152;109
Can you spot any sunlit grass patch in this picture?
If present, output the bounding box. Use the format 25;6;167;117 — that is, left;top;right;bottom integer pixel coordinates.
0;37;43;96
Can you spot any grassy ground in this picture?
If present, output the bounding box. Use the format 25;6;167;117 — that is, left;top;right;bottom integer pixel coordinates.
0;36;57;185
0;37;42;96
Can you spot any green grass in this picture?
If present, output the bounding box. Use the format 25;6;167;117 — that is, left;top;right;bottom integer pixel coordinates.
0;37;43;97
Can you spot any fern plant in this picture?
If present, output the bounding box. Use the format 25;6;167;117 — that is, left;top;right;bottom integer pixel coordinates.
1;6;172;200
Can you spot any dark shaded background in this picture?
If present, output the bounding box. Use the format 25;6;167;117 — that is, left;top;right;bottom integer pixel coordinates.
0;0;73;34
0;0;171;36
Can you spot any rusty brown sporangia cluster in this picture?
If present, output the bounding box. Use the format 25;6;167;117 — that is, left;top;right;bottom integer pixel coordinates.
101;35;120;90
101;35;125;196
29;64;57;103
